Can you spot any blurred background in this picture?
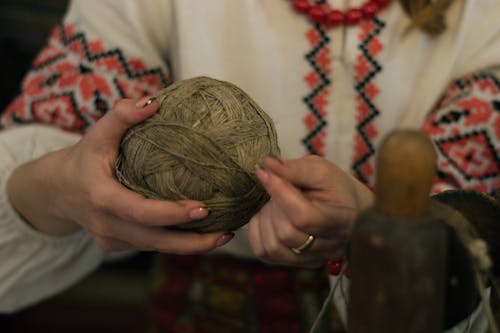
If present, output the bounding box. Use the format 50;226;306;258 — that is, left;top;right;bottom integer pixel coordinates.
0;0;67;110
0;1;156;331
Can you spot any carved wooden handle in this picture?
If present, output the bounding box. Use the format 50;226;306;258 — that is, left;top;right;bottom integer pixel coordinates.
375;129;437;218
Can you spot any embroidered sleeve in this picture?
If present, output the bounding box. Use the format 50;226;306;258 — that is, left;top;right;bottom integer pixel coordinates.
422;72;500;195
0;0;170;312
0;6;170;133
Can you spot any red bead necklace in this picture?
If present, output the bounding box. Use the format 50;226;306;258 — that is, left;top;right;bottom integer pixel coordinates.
292;0;392;27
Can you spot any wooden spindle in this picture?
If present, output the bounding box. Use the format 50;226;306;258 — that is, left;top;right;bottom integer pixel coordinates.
348;130;447;333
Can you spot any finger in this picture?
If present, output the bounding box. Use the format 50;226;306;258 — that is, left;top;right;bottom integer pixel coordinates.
261;155;338;190
87;97;160;152
252;203;321;266
249;187;341;266
248;204;287;263
98;179;209;227
255;165;321;229
249;215;329;268
248;213;266;258
268;210;342;262
256;165;354;237
152;230;233;254
266;155;375;212
93;235;137;252
266;200;311;250
96;217;232;254
259;203;283;259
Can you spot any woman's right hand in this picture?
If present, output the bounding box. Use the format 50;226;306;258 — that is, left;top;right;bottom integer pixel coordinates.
248;155;374;268
6;97;233;254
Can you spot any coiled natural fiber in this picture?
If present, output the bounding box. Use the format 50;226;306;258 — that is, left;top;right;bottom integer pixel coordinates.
115;76;280;232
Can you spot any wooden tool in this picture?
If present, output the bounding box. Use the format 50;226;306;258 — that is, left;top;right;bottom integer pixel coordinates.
348;130;447;332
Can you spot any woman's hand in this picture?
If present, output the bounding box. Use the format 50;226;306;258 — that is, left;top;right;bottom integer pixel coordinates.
248;155;374;268
7;97;233;254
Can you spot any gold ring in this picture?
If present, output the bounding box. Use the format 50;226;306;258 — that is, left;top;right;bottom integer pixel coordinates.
291;235;315;255
144;96;156;106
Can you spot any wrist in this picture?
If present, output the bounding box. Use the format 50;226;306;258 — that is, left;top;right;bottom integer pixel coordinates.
7;150;81;236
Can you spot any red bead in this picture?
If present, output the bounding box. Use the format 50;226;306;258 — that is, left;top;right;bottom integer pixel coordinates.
345;8;363;25
308;5;325;23
292;0;310;13
325;259;343;276
374;0;391;7
291;0;391;29
325;9;344;26
362;1;380;19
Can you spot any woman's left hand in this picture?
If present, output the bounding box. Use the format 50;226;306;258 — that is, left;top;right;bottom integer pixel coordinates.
248;155;374;268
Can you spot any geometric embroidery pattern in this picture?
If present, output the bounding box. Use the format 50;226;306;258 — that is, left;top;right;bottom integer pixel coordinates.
423;72;500;194
301;22;331;156
435;130;500;180
351;17;386;186
1;23;169;133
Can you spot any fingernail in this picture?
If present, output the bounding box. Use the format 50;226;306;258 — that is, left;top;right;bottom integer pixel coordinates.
135;96;157;108
189;206;209;219
216;232;234;247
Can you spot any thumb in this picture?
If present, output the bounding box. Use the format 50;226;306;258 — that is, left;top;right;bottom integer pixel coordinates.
86;96;160;151
261;155;338;190
256;157;358;236
255;164;317;223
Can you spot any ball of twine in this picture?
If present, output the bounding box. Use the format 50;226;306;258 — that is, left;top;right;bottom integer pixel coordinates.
115;76;280;232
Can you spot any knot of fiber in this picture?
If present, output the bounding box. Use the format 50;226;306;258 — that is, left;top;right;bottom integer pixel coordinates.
115;76;280;232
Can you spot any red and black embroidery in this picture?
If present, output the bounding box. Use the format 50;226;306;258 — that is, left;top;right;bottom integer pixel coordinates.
1;23;169;133
351;17;385;186
302;22;331;156
423;72;500;194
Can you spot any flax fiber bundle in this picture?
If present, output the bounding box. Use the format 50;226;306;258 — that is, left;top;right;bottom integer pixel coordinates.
115;76;280;232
